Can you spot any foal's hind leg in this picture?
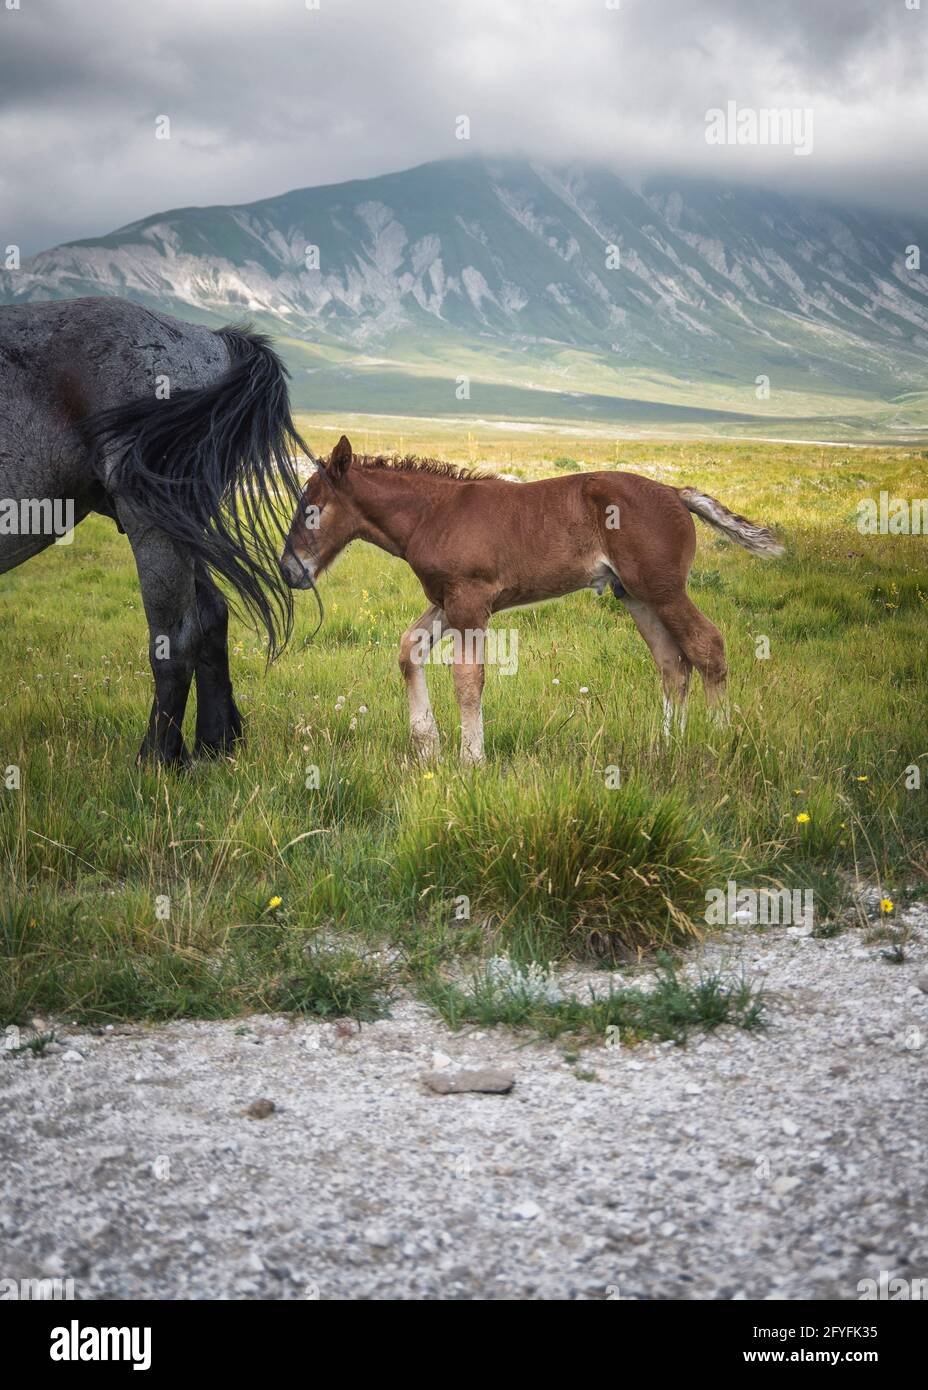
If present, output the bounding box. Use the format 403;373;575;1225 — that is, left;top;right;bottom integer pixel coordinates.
121;514;200;766
193;564;243;757
649;593;728;718
622;595;692;736
398;604;446;761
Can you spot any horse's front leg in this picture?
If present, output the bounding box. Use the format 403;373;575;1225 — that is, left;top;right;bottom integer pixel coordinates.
453;654;486;766
121;517;200;767
398;604;445;761
193;564;243;757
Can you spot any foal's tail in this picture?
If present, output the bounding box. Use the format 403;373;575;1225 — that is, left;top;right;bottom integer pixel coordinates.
677;487;785;558
82;326;312;658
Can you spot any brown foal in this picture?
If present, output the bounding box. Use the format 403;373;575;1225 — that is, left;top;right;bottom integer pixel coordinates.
280;436;783;764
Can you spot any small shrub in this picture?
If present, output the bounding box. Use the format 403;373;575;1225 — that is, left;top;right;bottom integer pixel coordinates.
271;947;392;1021
393;771;722;960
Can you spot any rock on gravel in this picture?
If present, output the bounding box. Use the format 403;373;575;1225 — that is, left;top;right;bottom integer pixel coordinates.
420;1068;515;1095
245;1099;276;1120
511;1200;542;1221
1;923;926;1300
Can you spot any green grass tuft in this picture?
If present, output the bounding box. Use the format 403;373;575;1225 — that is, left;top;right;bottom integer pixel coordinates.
421;953;766;1045
392;771;720;960
270;946;392;1020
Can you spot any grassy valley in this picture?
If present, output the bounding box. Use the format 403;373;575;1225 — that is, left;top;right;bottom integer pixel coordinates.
1;429;925;1029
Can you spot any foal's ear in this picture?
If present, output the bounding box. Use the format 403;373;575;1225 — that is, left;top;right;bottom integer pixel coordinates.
328;435;353;480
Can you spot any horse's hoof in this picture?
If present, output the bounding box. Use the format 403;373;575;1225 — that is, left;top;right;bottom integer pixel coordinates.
194;733;242;760
137;742;192;771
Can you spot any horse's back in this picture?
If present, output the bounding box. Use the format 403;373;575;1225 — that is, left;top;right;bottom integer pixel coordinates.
0;296;228;404
0;297;231;575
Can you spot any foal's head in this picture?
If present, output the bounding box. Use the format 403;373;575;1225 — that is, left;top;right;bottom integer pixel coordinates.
279;435;359;588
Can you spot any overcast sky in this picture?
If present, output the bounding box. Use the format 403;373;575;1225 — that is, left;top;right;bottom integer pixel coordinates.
2;0;926;254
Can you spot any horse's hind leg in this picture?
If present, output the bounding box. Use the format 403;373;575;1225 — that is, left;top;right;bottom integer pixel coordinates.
193;564;243;757
399;603;446;761
121;516;200;766
650;592;728;716
621;595;692;736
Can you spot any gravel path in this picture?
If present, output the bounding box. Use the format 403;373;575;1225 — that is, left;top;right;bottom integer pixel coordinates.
2;922;927;1301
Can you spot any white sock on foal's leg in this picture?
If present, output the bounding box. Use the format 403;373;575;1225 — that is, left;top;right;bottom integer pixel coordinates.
460;705;485;765
662;694;674;740
399;605;444;761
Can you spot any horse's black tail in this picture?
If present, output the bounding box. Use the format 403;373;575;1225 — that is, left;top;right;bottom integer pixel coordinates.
82;326;311;658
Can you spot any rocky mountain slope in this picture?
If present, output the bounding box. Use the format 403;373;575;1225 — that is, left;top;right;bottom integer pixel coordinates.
3;158;926;428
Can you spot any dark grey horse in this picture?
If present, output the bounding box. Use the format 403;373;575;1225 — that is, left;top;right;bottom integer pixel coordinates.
0;297;307;765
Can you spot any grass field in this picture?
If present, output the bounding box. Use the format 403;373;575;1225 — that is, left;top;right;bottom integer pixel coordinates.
279;331;928;441
1;424;926;1032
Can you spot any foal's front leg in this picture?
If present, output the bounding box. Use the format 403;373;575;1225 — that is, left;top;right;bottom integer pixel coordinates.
453;656;486;766
445;598;490;767
398;604;445;761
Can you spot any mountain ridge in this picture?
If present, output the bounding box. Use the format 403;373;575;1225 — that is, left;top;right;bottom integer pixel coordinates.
3;156;927;434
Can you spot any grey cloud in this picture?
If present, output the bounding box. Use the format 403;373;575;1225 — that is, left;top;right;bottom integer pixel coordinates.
1;0;925;255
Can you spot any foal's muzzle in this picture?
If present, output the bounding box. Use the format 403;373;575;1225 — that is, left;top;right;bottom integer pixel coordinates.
279;551;315;589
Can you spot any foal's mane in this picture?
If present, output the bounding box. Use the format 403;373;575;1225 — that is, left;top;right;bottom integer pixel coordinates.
352;453;492;482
